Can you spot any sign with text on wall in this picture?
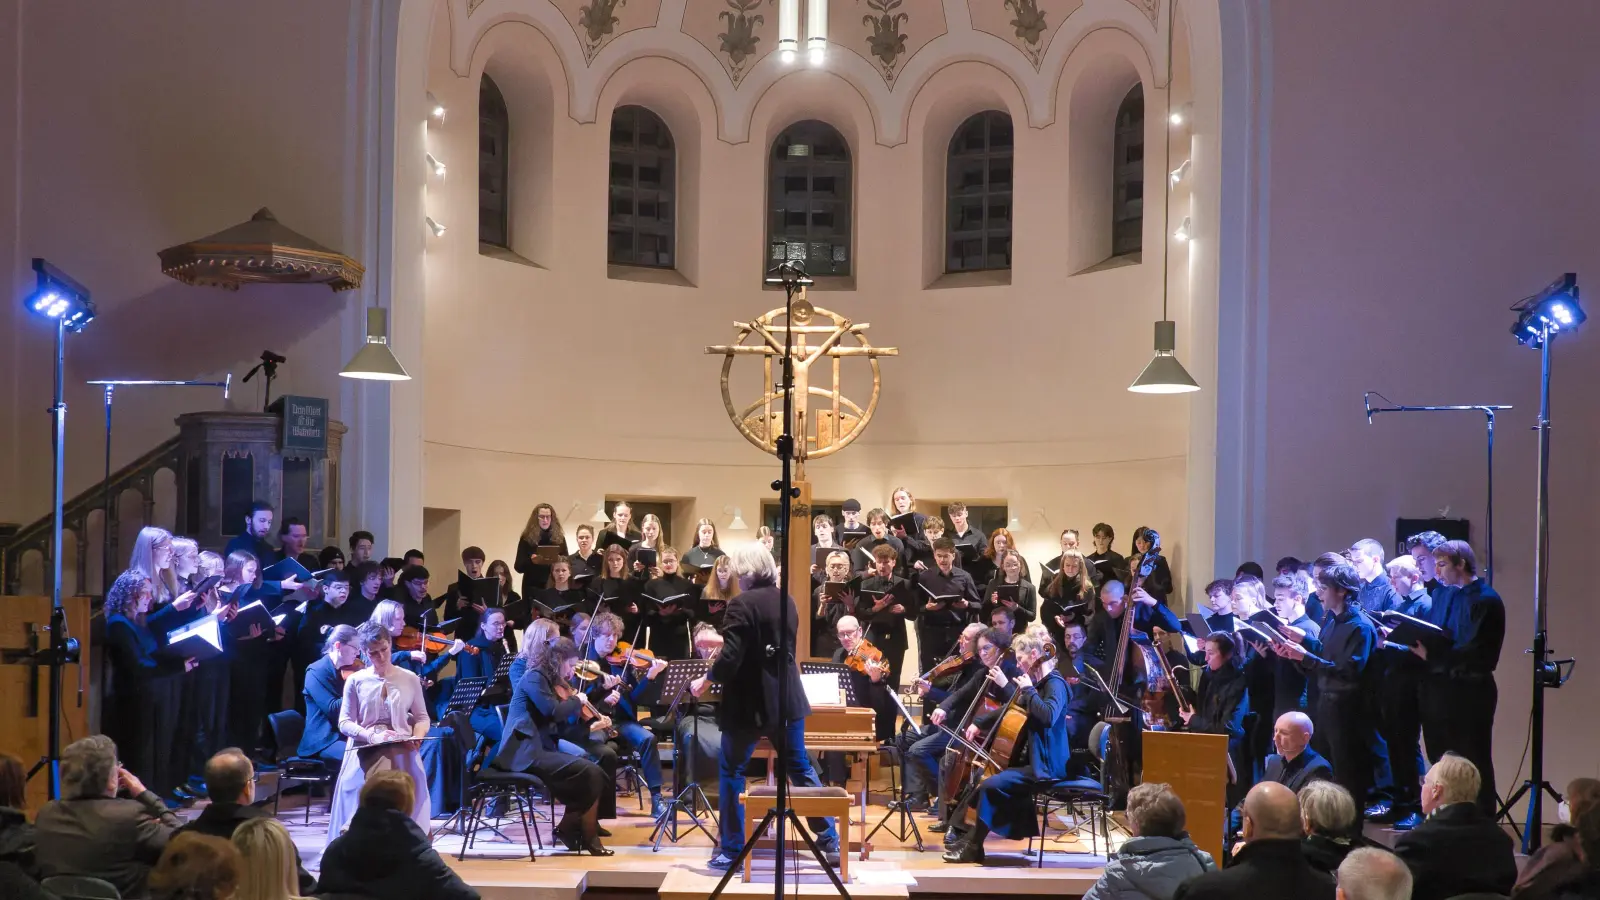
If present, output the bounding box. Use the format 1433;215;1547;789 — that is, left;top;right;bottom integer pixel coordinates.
275;395;329;454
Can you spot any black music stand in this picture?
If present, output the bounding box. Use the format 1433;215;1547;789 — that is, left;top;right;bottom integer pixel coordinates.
799;664;857;706
650;659;719;850
866;693;926;851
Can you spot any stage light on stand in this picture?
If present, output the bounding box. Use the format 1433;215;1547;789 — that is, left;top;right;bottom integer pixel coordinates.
339;307;411;381
26;260;96;332
1512;273;1583;349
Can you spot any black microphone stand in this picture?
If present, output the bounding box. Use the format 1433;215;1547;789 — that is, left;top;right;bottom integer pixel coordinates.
1363;393;1511;584
241;351;285;413
710;262;850;900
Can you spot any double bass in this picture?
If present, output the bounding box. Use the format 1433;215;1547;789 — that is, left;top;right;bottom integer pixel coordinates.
1100;530;1175;804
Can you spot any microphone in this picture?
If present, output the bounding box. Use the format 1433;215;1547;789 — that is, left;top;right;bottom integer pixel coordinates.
223;372;232;401
1364;392;1373;425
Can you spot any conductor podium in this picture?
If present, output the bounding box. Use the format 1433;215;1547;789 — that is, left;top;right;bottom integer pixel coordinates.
0;595;92;811
1142;730;1230;863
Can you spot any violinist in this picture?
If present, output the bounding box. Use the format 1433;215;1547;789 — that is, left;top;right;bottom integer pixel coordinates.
674;624;725;804
492;637;613;855
831;616;896;743
643;547;698;661
900;622;977;812
942;631;1071;865
587;612;671;819
858;544;911;687
298;624;362;770
697;554;740;632
812;550;855;659
454;608;512;743
982;550;1036;629
368;599;463;684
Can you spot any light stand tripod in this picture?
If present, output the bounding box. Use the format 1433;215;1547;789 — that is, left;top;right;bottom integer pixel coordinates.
86;377;232;592
1495;304;1576;854
1363;394;1510;583
709;262;850;900
241;350;286;412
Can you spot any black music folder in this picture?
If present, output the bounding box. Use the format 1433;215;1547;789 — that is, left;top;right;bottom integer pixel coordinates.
634;547;658;570
261;557;313;584
890;512;920;536
600;531;636;552
823;578;860;600
1378;610;1452;653
456;572;500;607
994;583;1021;605
533;544;565;565
813;545;848;567
165;613;225;661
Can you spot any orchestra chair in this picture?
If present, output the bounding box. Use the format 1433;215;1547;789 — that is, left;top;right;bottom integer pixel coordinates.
458;738;549;862
1032;776;1112;866
40;875;121;900
742;785;852;882
266;710;337;825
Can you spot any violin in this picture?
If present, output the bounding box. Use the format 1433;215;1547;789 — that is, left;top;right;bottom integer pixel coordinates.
395;625;479;656
606;641;656;669
555;670;618;737
339;659;366;681
921;648;973;683
844;639;891;679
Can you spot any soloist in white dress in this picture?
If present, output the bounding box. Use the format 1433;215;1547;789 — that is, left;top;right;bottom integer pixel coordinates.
325;664;433;840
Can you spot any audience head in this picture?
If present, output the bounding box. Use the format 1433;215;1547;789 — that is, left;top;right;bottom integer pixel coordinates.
360;769;416;815
0;752;24;808
1335;847;1413;900
1126;782;1187;839
1421;753;1480;814
231;816;301;900
61;734;119;800
1577;802;1600;868
205;748;255;805
1563;777;1600;827
1299;779;1358;838
148;832;241;900
1272;711;1314;760
1240;781;1304;842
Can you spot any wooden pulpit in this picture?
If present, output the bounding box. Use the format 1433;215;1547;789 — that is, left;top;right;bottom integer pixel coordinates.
1142;730;1230;863
0;595;93;812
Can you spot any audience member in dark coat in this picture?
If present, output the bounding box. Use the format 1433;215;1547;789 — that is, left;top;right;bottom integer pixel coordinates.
34;735;180;900
1395;755;1517;900
1262;711;1333;793
1515;778;1600;900
1297;780;1365;876
316;771;479;900
1174;782;1334;900
171;750;315;895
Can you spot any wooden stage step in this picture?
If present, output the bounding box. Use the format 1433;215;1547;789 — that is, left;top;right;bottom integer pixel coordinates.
658;867;909;900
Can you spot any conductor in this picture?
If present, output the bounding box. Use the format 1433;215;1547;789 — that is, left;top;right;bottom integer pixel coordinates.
691;542;842;871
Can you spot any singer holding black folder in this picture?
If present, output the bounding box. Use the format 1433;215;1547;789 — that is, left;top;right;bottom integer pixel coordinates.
913;538;980;679
220;550;285;760
812;550;855;659
643;547;698;661
859;544;911;686
105;571;196;802
982;550;1037;628
514;502;567;600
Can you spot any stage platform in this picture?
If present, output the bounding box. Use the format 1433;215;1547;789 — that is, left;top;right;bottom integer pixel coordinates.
248;787;1116;900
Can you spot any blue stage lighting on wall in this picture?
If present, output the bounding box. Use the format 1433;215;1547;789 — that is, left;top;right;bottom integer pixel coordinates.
26;258;96;332
1511;273;1582;349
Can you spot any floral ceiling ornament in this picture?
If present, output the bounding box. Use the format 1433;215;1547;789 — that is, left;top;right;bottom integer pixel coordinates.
860;0;909;83
1004;0;1048;67
718;0;767;84
578;0;628;61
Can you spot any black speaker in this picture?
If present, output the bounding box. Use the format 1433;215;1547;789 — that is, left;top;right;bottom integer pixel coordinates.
1394;517;1470;557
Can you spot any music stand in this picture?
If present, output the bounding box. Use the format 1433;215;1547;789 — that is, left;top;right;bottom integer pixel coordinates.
444;677;491;717
650;659;719;849
799;663;858;706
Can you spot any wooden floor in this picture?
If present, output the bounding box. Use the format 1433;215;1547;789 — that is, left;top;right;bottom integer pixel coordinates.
238;779;1120;900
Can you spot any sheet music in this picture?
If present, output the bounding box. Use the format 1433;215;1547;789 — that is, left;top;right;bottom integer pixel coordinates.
801;672;843;707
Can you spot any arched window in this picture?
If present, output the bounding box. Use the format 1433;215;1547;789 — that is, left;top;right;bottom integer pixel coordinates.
608;106;676;268
946;111;1014;272
1111;84;1144;257
768;121;851;277
479;74;510;249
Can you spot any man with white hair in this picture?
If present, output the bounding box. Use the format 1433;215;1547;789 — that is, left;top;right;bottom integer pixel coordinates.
1263;711;1332;792
1392;754;1516;900
1336;847;1413;900
691;542;841;871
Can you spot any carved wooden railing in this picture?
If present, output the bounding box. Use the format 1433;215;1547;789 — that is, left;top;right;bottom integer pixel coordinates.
0;436;182;597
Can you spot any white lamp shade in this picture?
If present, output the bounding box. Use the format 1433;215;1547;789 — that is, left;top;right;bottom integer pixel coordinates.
340;307;410;381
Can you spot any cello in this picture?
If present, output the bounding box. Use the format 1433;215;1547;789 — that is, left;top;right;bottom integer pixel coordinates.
1100;530;1167;805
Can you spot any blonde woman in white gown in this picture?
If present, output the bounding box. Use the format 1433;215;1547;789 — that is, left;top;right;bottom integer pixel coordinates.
326;621;432;840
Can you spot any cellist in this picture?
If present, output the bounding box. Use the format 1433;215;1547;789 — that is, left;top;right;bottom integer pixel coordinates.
941;631;1072;864
928;628;1022;840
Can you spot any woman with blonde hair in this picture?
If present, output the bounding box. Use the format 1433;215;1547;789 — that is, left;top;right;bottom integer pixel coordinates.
126;525;181;608
515;501;567;601
1042;549;1096;645
698;552;741;631
232;817;307;900
629;513;666;579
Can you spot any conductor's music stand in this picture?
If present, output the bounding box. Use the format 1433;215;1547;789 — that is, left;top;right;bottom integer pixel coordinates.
649;658;719;850
432;679;495;840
